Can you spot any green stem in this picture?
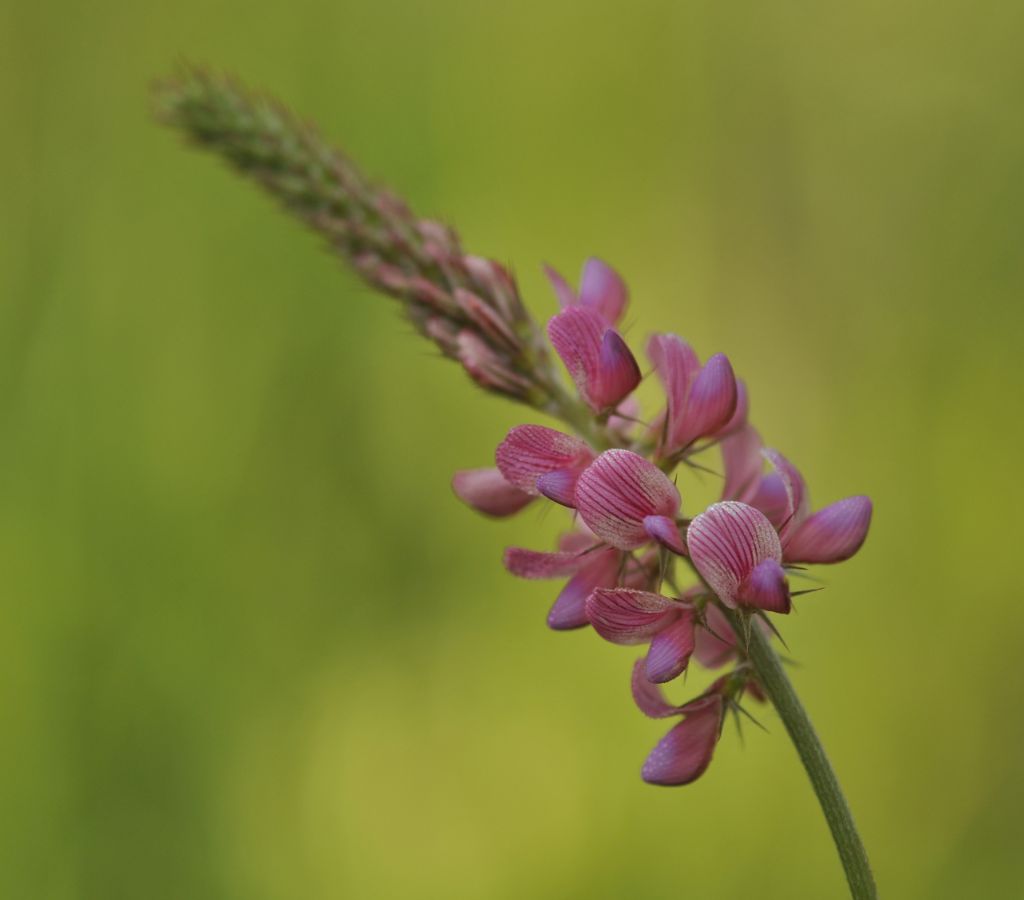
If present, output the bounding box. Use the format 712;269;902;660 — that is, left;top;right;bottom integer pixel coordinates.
728;609;878;899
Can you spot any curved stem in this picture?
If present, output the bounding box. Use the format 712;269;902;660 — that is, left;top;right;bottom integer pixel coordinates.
727;610;878;899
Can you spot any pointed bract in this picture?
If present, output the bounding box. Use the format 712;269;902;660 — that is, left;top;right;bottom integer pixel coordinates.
575;450;682;550
451;467;535;517
692;602;740;669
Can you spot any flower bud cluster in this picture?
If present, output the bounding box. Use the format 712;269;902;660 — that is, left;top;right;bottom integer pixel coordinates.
454;260;873;785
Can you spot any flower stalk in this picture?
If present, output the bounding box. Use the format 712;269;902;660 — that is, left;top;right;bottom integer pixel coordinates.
156;67;878;898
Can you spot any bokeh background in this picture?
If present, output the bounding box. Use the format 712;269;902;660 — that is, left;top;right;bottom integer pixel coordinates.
3;1;1023;897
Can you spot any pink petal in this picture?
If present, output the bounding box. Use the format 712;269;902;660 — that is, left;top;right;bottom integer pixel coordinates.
451;467;535;518
720;379;749;436
643;515;687;556
547;548;620;630
692;603;739;669
720;424;764;503
645;612;696;683
748;472;792;529
495;424;593;496
543;264;578;308
647;334;700;446
672;354;737;449
536;468;581;508
578;257;628;325
737;558;791;614
575;450;682;550
592;329;642;411
784;496;873;564
762;450;809;543
503;547;587;579
631;659;689;718
686;501;783;608
641;696;724;786
547;306;604;409
586;589;680;645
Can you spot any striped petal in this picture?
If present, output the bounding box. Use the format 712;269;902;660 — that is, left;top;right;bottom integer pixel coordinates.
762;449;809;543
543;264;578;308
686;501;783;608
503;547;587;579
495;425;593;498
648;334;700;445
578;257;628;325
645;612;696;683
784;496;873;564
586;589;682;645
720;424;764;503
451;467;534;518
575;449;682;549
641;695;724;786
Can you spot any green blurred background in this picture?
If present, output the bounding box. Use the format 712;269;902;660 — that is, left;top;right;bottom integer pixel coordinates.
3;1;1022;897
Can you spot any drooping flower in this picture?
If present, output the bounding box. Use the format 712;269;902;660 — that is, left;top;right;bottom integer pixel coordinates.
631;661;726;786
574;449;686;554
587;588;697;683
648;333;739;456
547;307;641;413
451;467;534;517
495;424;595;507
687;501;791;613
544;257;628;326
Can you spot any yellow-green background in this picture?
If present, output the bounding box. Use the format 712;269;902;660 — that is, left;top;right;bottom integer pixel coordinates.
2;1;1021;897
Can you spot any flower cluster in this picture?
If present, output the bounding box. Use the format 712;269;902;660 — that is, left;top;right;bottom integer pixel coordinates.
454;259;872;786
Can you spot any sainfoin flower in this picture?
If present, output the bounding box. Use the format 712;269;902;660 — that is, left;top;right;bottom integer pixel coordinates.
165;71;880;894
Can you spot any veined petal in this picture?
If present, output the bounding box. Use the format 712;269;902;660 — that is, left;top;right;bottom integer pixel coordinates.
575;449;682;549
591;330;642;411
643;515;687;556
647;334;700;446
720;424;764;503
762;449;809;543
672;354;737;449
686;501;783;608
579;257;628;325
547;548;621;630
645;612;696;683
631;659;689;718
503;547;587;579
547;306;604;409
543;264;578;308
737;558;791;614
451;467;534;517
586;589;681;645
641;696;724;786
784;496;873;564
496;424;593;496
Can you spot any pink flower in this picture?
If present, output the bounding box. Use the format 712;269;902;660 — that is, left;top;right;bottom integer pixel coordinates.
587;589;696;683
504;532;621;630
686;501;791;613
721;439;873;566
451;467;534;518
648;333;738;456
544;257;628;326
495;424;595;507
547;307;641;413
574;449;686;554
631;661;726;786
